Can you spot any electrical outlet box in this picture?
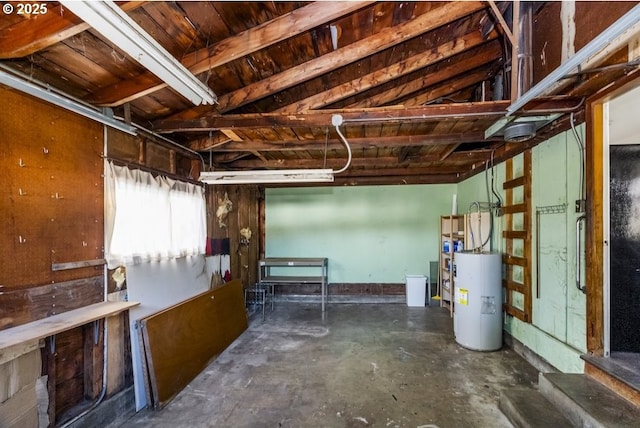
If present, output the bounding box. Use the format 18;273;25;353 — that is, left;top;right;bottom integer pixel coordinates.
575;199;586;213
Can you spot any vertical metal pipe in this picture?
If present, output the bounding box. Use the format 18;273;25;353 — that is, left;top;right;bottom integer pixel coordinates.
510;0;520;101
518;2;534;96
536;210;540;298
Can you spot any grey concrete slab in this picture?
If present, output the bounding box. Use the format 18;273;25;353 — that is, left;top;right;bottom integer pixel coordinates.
539;373;640;428
116;303;539;428
499;389;573;428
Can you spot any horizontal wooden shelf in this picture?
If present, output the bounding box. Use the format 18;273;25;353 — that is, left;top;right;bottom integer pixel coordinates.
260;275;325;284
259;257;327;267
0;301;139;354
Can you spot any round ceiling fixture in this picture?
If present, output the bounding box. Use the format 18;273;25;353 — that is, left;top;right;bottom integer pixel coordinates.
503;122;536;142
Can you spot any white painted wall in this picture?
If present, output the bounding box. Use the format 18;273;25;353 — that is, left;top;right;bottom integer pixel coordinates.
126;255;210;410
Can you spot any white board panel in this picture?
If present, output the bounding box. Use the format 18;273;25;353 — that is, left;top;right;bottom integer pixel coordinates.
126;255;209;410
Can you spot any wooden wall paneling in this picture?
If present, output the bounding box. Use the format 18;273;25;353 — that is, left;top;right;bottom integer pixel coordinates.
106;128;140;163
145;143;171;172
43;336;56;427
53;327;85;424
0;348;40;427
83;319;104;400
0;387;38;427
232;185;260;288
138;280;248;409
0;86;103;290
574;2;636;52
532;2;636;88
0;276;104;330
106;312;130;395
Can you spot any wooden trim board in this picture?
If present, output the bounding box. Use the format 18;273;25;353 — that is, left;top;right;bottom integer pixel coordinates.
138;279;248;409
0;301;139;363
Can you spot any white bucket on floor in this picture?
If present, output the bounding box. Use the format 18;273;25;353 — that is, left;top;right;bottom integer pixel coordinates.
405;275;428;307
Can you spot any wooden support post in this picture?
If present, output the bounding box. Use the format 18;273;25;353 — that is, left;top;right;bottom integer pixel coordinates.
43;336;56;426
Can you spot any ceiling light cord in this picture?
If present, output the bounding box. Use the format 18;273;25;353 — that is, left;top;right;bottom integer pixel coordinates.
332;114;352;174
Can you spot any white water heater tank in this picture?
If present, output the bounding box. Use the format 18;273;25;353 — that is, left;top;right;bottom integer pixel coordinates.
453;252;502;351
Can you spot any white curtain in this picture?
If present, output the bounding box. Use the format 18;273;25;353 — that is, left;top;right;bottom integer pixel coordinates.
105;161;206;268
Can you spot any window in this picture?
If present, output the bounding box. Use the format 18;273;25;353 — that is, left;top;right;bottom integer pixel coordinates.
104;161;206;267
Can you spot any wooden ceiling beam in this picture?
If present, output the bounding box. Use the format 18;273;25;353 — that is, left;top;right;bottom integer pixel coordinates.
86;1;375;106
190;132;493;152
0;2;144;59
344;41;502;108
213;1;486;114
162;0;488;122
216;151;491;169
154;101;509;132
275;29;498;113
339;166;467;177
399;69;493;106
333;173;462;186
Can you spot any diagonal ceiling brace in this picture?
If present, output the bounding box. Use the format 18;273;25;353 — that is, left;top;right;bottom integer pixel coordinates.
487;0;515;45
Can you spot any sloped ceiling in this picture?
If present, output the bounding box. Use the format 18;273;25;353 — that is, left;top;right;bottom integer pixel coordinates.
1;1;637;185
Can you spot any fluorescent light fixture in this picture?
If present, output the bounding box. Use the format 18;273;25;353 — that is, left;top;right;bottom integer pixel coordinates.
200;169;335;185
0;67;136;135
201;115;351;185
60;0;216;106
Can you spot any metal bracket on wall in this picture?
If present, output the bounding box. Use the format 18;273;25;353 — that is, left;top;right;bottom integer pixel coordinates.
93;320;100;345
51;259;106;271
536;204;567;215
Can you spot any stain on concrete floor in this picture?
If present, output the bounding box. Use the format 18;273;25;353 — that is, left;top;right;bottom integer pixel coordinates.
117;303;538;428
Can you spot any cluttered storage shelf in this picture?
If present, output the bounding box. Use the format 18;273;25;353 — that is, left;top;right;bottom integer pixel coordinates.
438;215;465;316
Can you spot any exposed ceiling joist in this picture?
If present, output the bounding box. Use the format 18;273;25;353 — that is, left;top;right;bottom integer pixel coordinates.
0;2;143;59
275;29;500;113
86;1;375;106
192;132;495;153
154;102;510;132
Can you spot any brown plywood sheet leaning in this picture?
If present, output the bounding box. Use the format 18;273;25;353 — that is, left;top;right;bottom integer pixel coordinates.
138;279;248;409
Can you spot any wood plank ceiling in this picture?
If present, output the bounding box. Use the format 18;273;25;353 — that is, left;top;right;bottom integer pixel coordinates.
0;1;629;186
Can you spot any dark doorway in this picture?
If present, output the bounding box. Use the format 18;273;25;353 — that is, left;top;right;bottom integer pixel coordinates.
609;145;640;353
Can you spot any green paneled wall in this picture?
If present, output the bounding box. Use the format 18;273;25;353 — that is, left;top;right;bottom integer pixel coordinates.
458;126;587;373
265;184;456;283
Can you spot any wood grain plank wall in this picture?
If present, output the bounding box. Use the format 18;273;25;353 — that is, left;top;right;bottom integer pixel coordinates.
532;2;636;87
0;86;119;426
208;185;260;289
0;86;104;297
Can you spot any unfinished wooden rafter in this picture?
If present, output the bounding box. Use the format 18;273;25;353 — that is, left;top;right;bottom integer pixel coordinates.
193;132;496;153
0;2;144;59
343;41;502;108
154;102;510;132
86;1;375;106
276;30;500;113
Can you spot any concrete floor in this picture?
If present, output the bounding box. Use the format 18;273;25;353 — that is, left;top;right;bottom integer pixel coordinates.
117;303;539;428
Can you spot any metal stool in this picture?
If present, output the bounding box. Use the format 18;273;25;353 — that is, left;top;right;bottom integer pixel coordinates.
245;283;270;321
